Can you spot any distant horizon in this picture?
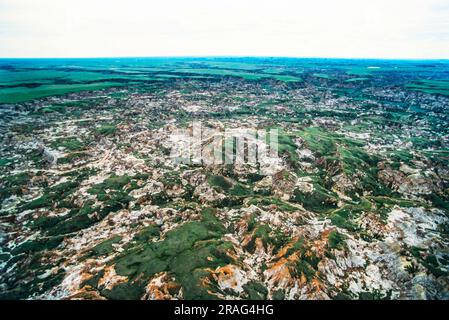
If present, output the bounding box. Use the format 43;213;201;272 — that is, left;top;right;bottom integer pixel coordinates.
1;55;449;61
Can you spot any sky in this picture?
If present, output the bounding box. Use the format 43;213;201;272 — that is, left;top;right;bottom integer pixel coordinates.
0;0;448;59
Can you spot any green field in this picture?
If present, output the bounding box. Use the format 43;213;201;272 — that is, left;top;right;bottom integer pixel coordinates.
0;82;124;103
1;58;448;103
406;80;449;96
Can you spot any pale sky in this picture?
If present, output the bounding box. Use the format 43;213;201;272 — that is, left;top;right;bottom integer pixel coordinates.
0;0;448;59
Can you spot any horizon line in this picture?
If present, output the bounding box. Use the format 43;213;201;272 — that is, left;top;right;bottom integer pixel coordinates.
0;55;448;61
